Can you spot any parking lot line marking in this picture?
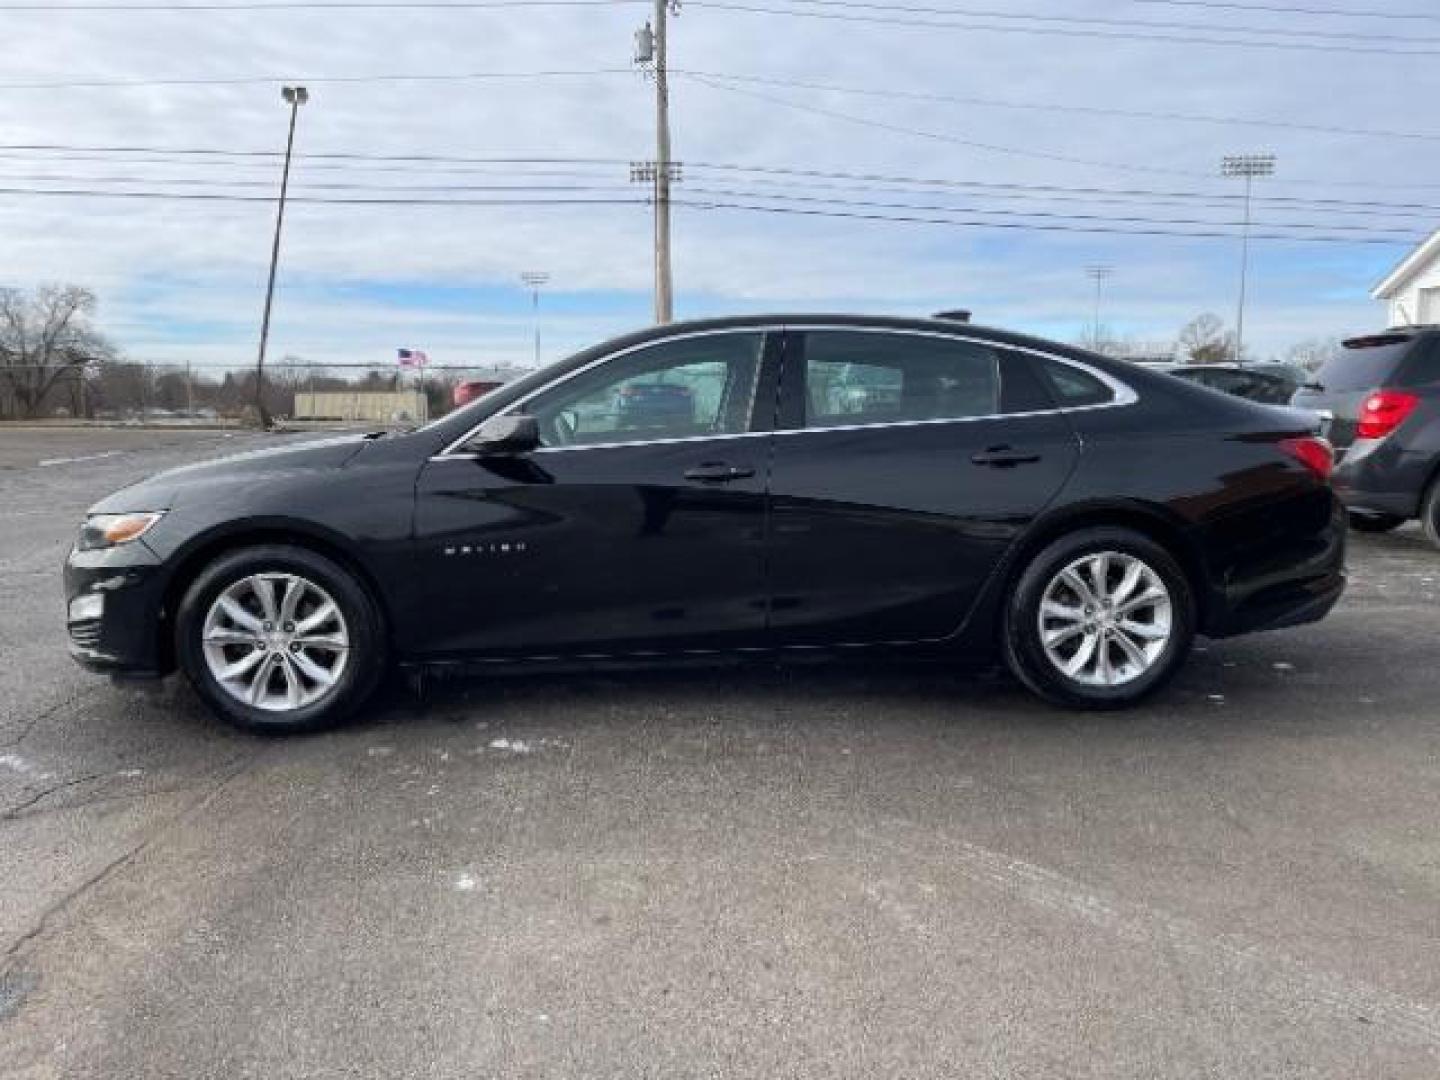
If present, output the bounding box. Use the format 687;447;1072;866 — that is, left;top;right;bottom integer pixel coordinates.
36;451;122;468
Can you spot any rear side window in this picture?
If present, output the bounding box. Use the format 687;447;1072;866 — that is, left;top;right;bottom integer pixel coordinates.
1313;337;1419;391
1033;357;1115;408
800;331;999;427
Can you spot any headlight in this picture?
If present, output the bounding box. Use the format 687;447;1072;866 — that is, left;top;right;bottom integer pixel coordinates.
77;512;165;551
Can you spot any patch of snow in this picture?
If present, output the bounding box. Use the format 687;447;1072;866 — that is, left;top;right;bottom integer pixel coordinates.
366;746;394;758
1272;662;1296;672
488;737;534;754
455;873;478;892
1207;694;1226;705
0;753;46;778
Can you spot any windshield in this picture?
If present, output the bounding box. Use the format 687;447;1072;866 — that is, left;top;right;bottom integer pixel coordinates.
1310;340;1414;392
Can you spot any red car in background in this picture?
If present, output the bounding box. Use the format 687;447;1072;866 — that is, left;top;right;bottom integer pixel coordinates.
453;380;505;409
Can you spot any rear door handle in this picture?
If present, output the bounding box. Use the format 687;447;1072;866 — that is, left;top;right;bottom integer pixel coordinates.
684;462;756;483
971;445;1041;467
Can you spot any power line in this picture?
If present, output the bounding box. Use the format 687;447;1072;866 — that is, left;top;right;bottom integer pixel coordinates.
0;0;639;9
0;181;1421;243
0;141;629;166
680;198;1417;244
1133;0;1440;22
10;165;1431;220
685;1;1440;57
680;69;1440;145
685;72;1214;180
3;159;1429;224
676;184;1421;236
14;0;1440;57
0;67;632;91
685;76;1440;193
747;0;1440;45
4;141;1440;210
8;61;1436;153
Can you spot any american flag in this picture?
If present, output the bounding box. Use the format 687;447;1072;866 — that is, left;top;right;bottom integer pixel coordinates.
397;348;428;367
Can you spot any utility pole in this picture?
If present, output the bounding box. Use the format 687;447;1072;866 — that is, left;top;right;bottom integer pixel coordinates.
520;271;549;367
634;3;680;323
1221;153;1274;367
254;85;308;428
1084;264;1114;350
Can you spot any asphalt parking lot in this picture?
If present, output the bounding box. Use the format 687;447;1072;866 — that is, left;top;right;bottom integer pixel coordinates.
2;426;1438;1078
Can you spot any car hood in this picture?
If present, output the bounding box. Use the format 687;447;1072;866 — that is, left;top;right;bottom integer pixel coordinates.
87;434;373;514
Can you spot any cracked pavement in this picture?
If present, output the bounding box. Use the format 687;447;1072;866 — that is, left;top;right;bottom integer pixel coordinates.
2;425;1439;1078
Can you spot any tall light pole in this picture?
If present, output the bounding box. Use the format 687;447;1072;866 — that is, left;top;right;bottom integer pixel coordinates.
254;84;308;427
1084;264;1113;349
634;2;680;323
1221;153;1275;367
520;271;550;367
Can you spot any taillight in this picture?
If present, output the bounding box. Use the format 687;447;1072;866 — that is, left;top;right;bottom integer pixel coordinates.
1356;389;1419;439
1278;436;1334;481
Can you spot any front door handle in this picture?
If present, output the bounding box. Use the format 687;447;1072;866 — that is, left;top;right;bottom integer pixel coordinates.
971;445;1042;468
684;462;756;483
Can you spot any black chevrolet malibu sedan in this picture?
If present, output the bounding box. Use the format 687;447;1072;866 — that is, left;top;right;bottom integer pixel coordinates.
66;315;1345;732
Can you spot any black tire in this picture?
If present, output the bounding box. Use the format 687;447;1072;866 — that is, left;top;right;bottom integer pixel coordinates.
175;544;387;734
1002;527;1196;710
1423;477;1440;551
1348;511;1406;534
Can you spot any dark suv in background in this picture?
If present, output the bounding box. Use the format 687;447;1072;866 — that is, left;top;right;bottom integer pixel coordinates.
1292;328;1440;547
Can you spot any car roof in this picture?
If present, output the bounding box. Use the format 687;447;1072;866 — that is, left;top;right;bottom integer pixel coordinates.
593;313;1114;364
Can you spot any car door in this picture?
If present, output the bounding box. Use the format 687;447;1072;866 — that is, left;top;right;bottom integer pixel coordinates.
765;327;1081;647
411;329;780;658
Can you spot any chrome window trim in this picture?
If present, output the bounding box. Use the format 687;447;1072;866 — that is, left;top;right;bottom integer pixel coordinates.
432;322;1137;461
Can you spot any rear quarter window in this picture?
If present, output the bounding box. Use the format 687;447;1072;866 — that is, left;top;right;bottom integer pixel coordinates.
1033;357;1115;408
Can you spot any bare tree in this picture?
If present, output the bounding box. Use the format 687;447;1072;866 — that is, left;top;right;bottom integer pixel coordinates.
1282;336;1339;375
0;285;116;418
1177;313;1237;365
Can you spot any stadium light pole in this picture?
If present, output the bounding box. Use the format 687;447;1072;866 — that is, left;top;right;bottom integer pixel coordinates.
254;85;308;427
520;271;550;367
1221;153;1275;367
1084;264;1114;349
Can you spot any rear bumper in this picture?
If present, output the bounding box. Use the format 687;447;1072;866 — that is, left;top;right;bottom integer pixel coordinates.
1201;492;1347;639
63;542;170;677
1331;436;1428;519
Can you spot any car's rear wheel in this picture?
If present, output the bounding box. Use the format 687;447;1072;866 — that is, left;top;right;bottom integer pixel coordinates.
175;544;386;734
1423;477;1440;551
1348;511;1406;534
1003;527;1195;709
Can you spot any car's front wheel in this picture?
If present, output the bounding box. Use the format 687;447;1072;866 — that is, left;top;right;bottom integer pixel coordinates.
1003;527;1195;709
175;544;386;733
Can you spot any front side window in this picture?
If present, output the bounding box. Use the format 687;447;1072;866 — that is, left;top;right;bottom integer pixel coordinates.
801;331;1000;428
523;332;765;447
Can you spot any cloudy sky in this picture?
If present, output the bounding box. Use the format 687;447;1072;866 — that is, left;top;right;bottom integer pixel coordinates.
4;0;1437;373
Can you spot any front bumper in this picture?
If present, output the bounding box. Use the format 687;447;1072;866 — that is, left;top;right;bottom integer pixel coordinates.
64;540;170;677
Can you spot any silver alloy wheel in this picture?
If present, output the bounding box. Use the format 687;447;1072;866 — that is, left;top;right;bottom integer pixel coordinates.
201;572;350;713
1037;551;1173;688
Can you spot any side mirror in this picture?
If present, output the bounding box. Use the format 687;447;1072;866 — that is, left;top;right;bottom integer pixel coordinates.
464;413;540;455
